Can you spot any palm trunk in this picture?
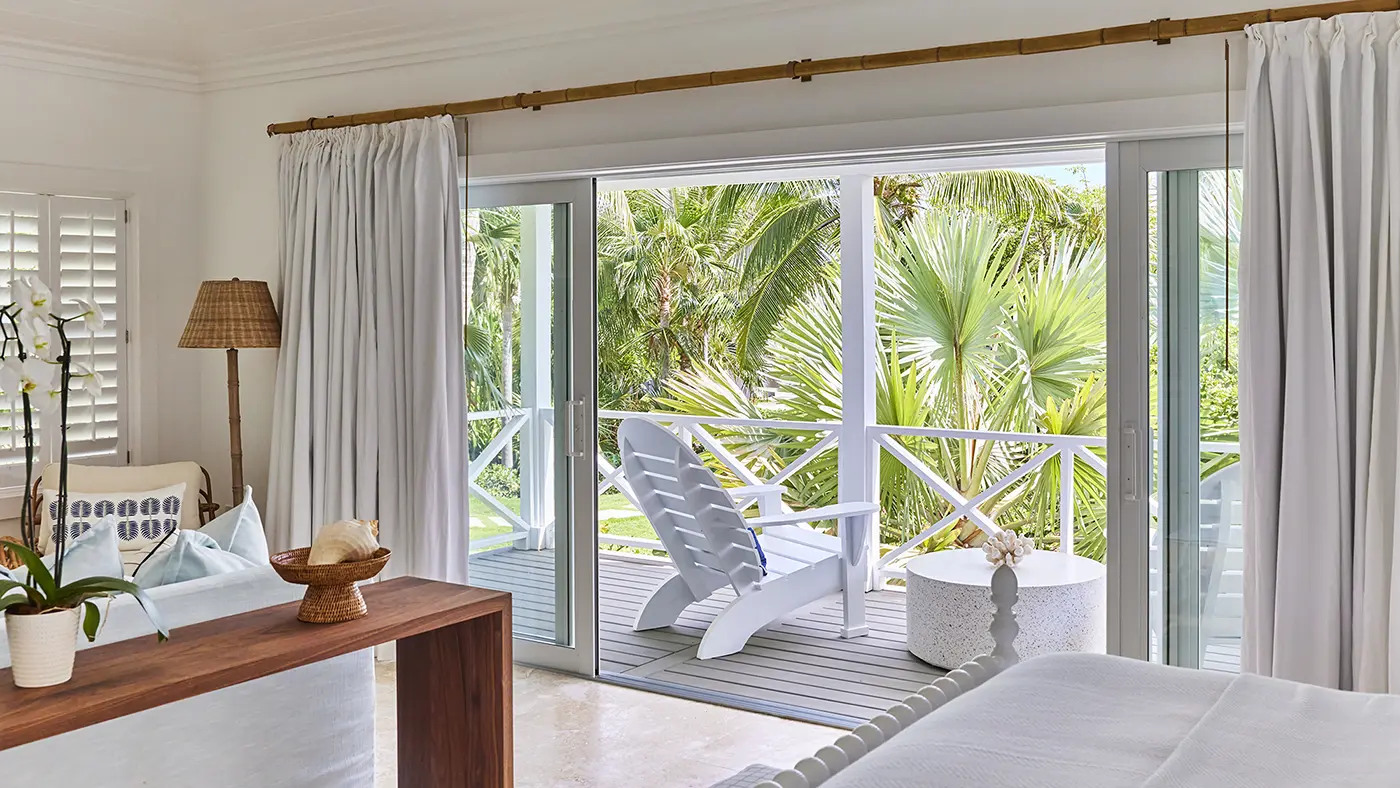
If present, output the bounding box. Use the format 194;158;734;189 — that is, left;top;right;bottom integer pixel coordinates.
654;276;673;391
464;213;478;321
500;286;515;469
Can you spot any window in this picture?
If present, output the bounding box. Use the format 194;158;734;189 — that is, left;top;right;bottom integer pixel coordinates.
0;192;128;487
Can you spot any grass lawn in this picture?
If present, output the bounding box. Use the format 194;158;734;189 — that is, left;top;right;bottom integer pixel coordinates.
469;491;664;556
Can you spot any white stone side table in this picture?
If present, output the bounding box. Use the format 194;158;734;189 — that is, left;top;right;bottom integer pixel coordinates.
905;548;1106;669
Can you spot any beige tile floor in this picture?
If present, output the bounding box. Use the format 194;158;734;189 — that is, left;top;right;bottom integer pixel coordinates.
374;662;839;787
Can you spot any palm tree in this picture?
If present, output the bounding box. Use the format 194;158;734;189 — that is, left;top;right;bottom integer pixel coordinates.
596;181;841;399
660;209;1110;560
469;207;521;467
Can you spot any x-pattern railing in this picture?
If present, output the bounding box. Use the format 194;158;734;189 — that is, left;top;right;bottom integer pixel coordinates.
871;425;1107;581
467;409;532;549
469;407;1240;571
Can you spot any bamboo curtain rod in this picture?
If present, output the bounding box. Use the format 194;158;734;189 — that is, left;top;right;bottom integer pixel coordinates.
267;0;1399;136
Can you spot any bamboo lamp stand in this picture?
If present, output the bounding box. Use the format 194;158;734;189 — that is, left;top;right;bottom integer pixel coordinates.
226;347;244;500
179;279;281;504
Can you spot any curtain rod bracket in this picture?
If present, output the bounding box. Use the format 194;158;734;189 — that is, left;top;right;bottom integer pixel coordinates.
791;58;813;82
1151;18;1173;45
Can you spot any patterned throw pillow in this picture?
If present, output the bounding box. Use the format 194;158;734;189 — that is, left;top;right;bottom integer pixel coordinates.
40;483;188;575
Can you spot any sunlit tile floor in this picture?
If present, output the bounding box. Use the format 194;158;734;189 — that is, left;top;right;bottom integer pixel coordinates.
374;662;839;788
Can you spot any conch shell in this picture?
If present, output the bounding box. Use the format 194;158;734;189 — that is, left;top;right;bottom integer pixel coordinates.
308;519;380;565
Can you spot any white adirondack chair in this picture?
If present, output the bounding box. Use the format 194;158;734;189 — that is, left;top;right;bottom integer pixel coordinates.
619;418;879;659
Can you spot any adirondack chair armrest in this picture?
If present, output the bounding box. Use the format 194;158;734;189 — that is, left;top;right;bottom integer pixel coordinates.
745;502;878;529
729;484;787;497
729;483;787;516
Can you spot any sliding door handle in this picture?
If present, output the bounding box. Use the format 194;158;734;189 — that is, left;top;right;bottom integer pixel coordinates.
565;399;588;458
1122;425;1139;501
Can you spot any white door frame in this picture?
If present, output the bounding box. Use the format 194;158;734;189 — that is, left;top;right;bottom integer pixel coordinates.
1105;135;1241;662
467;178;599;675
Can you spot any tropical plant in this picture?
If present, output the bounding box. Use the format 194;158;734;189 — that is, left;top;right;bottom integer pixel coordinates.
659;207;1111;560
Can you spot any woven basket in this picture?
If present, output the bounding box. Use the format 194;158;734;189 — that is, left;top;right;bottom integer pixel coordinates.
0;536;23;571
270;547;391;623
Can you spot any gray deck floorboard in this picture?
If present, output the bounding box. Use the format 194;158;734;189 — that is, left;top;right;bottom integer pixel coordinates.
468;547;1242;725
469;547;939;724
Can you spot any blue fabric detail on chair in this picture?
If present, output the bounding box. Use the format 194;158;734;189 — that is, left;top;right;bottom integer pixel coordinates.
746;527;768;575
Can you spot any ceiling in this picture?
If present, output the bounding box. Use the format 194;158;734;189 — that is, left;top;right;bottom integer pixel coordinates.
0;0;840;76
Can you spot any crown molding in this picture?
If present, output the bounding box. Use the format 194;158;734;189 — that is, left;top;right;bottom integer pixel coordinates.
0;36;199;92
200;0;843;91
0;0;846;93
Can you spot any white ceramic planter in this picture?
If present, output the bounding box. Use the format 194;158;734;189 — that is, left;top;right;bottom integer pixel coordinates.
6;607;81;688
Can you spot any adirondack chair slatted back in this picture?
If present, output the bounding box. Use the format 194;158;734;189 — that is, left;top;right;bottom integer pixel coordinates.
675;455;765;596
619;419;764;599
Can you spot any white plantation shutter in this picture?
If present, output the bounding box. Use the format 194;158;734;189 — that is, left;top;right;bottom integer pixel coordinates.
0;193;45;482
52;196;126;463
0;193;128;487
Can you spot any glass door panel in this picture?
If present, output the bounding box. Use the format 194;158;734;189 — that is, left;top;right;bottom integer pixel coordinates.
1148;166;1243;672
465;180;597;674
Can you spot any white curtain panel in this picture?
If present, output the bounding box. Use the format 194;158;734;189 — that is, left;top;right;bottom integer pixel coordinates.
269;116;469;583
1242;12;1400;691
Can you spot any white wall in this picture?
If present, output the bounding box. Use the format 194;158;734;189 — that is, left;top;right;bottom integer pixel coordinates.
0;64;203;535
198;0;1257;511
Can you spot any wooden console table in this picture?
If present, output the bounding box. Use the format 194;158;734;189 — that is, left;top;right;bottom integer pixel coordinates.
0;577;512;787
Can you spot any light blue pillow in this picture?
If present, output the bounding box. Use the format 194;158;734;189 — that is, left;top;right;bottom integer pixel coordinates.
11;515;124;586
199;486;269;565
133;530;257;589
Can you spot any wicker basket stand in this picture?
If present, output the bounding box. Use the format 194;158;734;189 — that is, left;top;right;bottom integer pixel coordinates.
270;547;391;623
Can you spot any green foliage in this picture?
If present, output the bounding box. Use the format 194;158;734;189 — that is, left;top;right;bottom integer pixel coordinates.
0;541;168;642
475;463;521;500
594;181;841;406
659;207;1110;559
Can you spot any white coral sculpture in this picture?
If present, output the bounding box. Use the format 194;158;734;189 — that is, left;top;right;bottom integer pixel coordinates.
982;530;1035;568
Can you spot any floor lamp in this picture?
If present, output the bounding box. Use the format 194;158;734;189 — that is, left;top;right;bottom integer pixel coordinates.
179;279;281;504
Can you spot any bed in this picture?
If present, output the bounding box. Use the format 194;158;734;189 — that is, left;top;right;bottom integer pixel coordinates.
760;567;1400;788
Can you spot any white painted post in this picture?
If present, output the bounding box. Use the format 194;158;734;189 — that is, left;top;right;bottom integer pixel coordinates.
838;174;878;639
1059;445;1075;554
519;205;554;550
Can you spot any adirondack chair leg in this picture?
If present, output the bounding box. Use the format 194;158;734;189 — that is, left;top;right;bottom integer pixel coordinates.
697;562;839;659
634;574;698;631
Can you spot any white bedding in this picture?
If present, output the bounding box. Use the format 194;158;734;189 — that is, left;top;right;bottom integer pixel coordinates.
821;652;1400;787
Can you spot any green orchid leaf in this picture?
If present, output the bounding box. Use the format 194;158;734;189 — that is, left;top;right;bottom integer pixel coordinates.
0;595;33;614
0;577;44;608
4;541;57;604
56;576;168;642
82;599;101;642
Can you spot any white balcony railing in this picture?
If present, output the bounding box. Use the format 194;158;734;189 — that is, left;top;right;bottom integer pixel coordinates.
468;408;1241;586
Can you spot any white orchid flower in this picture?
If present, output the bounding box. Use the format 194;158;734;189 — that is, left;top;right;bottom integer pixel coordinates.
12;275;52;322
68;361;104;399
35;387;62;414
0;356;56;399
82;371;104;400
71;296;105;333
18;314;55;361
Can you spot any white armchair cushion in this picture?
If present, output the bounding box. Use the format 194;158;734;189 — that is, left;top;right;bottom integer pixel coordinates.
40;483;187;575
36;461;206;553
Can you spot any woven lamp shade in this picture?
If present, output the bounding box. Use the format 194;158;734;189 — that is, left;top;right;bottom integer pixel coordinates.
179;279;281;349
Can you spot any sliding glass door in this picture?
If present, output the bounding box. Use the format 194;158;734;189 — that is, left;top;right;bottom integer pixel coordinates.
1108;137;1242;670
465;179;597;674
